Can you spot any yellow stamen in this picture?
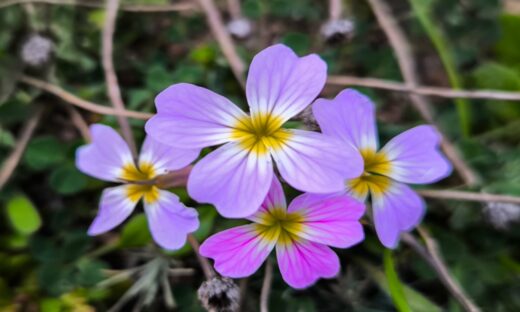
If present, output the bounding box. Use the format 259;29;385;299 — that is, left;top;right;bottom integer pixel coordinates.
348;149;393;198
231;113;292;155
254;207;304;246
120;161;160;204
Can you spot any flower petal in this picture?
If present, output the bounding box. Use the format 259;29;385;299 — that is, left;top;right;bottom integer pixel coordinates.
276;239;340;289
246;44;327;121
145;83;247;149
200;224;275;278
139;135;200;176
271;130;363;193
248;175;286;223
76;124;134;182
287;193;365;248
380;125;452;184
188;142;273;218
372;182;425;248
88;185;137;235
144;189;199;250
313;88;378;151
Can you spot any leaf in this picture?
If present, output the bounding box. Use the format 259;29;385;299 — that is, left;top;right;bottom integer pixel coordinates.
5;195;42;235
24;136;66;171
384;250;412;312
408;0;472;137
0;126;14;147
119;213;152;248
49;165;88;195
281;32;310;55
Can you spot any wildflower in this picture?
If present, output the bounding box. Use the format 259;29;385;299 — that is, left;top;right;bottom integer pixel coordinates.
146;44;363;218
76;124;200;250
199;176;365;289
313;89;452;248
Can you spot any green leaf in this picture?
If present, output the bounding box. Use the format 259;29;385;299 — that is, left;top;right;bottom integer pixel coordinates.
6;194;42;235
119;213;152;248
384;250;412;312
0;126;14;147
49;165;88;195
408;0;471;137
281;32;310;55
24;136;66;170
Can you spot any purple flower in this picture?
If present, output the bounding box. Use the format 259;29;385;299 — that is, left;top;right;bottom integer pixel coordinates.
200;176;365;289
145;44;363;218
313;89;452;248
76;124;200;250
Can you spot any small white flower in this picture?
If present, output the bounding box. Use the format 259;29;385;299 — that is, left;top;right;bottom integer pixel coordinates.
226;18;252;39
483;201;520;230
21;34;53;67
321;19;355;40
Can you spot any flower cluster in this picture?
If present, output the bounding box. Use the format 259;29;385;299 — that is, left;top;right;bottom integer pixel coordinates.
76;44;451;289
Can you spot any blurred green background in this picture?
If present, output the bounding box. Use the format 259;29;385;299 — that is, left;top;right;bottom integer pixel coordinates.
0;0;519;311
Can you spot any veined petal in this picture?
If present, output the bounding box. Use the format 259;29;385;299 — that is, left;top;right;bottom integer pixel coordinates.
287;193;365;248
271;130;363;193
88;185;138;235
76;124;134;182
276;239;340;289
246;44;327;122
248;175;287;223
144;189;199;250
313;89;378;151
145;83;248;149
380;125;452;184
187;142;273;218
372;182;425;248
200;224;275;278
139;135;200;176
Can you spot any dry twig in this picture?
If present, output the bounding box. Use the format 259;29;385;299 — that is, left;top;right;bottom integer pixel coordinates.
19;76;152;119
197;0;246;87
0;0;197;11
419;189;520;205
260;258;273;312
328;75;520;101
0;107;44;190
365;0;478;186
226;0;242;19
329;0;342;21
102;0;137;155
187;234;216;280
64;105;91;142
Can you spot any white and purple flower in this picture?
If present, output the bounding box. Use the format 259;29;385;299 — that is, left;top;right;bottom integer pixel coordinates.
313;89;452;248
76;124;200;250
145;44;363;218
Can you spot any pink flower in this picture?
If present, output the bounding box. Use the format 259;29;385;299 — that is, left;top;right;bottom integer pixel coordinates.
145;44;363;218
313;89;452;248
200;176;365;289
75;124;200;250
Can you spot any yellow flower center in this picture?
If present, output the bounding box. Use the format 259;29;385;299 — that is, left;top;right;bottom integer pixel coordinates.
254;207;304;246
348;149;392;198
120;162;160;204
231;113;292;155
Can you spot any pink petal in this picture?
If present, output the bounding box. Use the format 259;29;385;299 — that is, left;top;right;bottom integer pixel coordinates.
246;44;327;122
187;142;273;218
288;193;365;248
145;83;248;149
200;225;275;278
144;189;199;250
76;124;134;182
276;239;340;289
271;130;363;193
88;185;137;235
380;125;452;184
313;88;378;151
372;182;425;248
248;175;287;223
139;135;200;176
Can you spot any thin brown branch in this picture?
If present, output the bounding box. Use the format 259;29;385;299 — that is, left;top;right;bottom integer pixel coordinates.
0;107;44;190
329;0;342;21
260;258;273;312
365;0;478;186
64;105;91;142
401;233;481;312
226;0;242;19
187;234;216;280
20;77;152;120
418;228;481;312
418;189;520;205
0;0;197;11
328;75;520;101
197;0;246;88
102;0;136;155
